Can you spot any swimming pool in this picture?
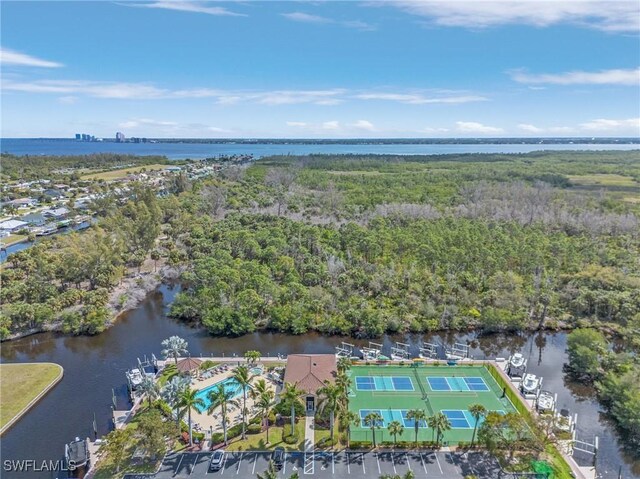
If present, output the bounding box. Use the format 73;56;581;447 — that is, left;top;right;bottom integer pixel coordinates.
195;377;242;412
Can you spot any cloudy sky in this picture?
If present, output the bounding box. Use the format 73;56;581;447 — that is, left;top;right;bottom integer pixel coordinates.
1;0;639;138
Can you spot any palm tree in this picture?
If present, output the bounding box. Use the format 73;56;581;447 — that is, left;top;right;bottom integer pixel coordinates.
256;390;275;444
232;365;255;440
256;462;278;479
244;350;261;364
161;336;188;365
207;383;239;446
335;372;352;409
387;420;404;446
337;356;352;373
138;375;159;409
161;376;190;428
406;409;427;445
317;381;342;442
428;412;452;447
363;412;382;447
469;404;487;446
339;410;360;449
281;382;304;431
178;387;205;446
250;378;269;400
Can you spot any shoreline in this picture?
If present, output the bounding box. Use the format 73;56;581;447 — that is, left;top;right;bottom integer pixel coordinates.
0;362;64;435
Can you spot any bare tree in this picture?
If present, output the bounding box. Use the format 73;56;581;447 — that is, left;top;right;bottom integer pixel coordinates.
200;185;227;217
265;167;298;216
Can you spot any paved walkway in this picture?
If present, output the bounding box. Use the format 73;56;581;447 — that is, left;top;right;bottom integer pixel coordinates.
305;411;315;451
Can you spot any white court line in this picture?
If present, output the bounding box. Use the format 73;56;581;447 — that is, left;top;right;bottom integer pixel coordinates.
434;453;443;475
236;452;243;474
376;453;381;474
420;453;427;475
405;453;412;471
251;453;257;475
391;453;396;474
175;454;184;475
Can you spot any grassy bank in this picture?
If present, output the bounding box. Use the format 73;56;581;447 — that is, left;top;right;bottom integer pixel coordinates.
81;164;169;181
0;363;63;432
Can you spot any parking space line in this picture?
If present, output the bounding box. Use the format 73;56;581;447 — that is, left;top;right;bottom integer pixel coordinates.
391;453;396;474
251;453;257;475
236;452;243;475
362;453;365;474
220;452;227;474
405;453;412;471
435;452;443;475
283;452;287;475
175;454;184;475
189;454;199;475
332;452;335;474
376;453;381;474
420;453;427;475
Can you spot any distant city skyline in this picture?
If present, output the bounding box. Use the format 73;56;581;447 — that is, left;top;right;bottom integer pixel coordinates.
1;1;639;138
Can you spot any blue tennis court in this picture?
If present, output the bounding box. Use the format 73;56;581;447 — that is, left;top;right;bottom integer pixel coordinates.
442;409;473;428
426;376;489;392
355;376;414;391
359;409;428;428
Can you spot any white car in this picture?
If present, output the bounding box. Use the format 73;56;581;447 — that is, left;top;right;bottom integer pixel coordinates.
209;450;225;471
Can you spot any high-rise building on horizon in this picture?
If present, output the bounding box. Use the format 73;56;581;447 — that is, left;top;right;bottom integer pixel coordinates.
115;132;125;142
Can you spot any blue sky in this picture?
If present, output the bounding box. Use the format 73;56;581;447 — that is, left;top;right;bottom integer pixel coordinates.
1;1;639;138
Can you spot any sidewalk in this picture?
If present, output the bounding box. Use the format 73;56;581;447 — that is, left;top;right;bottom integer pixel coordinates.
304;411;314;451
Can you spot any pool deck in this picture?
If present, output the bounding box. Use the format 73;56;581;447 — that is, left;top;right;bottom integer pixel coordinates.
187;366;278;438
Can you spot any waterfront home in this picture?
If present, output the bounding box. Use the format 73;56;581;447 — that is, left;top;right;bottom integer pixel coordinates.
0;219;29;232
10;197;38;208
43;207;70;219
283;354;337;412
20;212;47;226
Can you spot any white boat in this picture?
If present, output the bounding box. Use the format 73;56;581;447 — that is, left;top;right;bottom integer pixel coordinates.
521;373;540;394
65;437;89;471
555;408;573;432
537;390;555;411
509;353;526;369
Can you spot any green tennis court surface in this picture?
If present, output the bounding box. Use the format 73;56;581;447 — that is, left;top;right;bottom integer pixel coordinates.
349;364;518;444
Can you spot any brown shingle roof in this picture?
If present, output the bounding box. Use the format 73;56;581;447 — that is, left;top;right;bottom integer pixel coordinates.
283;354;337;395
176;357;202;373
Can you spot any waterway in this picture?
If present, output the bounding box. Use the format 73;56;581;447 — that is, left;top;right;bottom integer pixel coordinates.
0;284;637;478
2;138;639;160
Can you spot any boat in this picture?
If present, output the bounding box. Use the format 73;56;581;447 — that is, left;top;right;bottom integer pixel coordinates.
537;390;555;412
65;437;89;471
555;408;573;432
521;373;540;394
125;368;147;390
509;353;526;369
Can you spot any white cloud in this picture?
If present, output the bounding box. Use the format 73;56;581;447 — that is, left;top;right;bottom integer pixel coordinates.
456;121;504;134
282;12;375;30
389;1;640;33
350;120;376;131
518;123;544;133
355;92;487;104
579;117;640;131
420;127;450;133
118;118;178;128
117;118;232;135
286;121;308;127
256;90;345;106
510;68;640;86
0;48;63;68
124;1;246;17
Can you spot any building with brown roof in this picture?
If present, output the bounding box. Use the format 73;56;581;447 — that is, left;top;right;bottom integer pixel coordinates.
176;357;202;376
283;354;337;411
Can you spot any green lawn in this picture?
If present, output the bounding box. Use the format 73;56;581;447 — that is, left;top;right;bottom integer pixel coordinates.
225;419;306;451
80;164;169;181
568;174;637;187
0;363;63;431
0;234;28;247
348;363;518;444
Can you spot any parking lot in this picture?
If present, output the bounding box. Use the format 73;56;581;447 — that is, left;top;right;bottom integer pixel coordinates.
148;450;503;478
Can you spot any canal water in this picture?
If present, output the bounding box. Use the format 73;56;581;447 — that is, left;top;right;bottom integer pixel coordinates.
0;284;637;478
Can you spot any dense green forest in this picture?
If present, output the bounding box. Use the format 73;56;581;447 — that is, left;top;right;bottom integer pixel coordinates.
167;151;640;338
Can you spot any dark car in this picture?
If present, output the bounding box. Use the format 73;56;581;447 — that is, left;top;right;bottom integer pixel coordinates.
271;447;285;469
209;450;225;471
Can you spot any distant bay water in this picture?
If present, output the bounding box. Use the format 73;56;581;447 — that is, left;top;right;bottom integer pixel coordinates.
1;138;639;160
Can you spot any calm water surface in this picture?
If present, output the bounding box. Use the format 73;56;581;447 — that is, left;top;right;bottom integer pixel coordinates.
2;138;639;159
1;285;638;478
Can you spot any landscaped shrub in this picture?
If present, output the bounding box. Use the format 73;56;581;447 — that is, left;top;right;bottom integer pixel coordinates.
274;399;304;418
282;423;298;444
247;423;262;434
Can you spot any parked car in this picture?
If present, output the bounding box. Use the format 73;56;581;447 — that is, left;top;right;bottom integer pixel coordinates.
271;447;285;469
209;450;225;471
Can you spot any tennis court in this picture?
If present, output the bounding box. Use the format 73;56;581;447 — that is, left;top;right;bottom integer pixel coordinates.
349;364;519;444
